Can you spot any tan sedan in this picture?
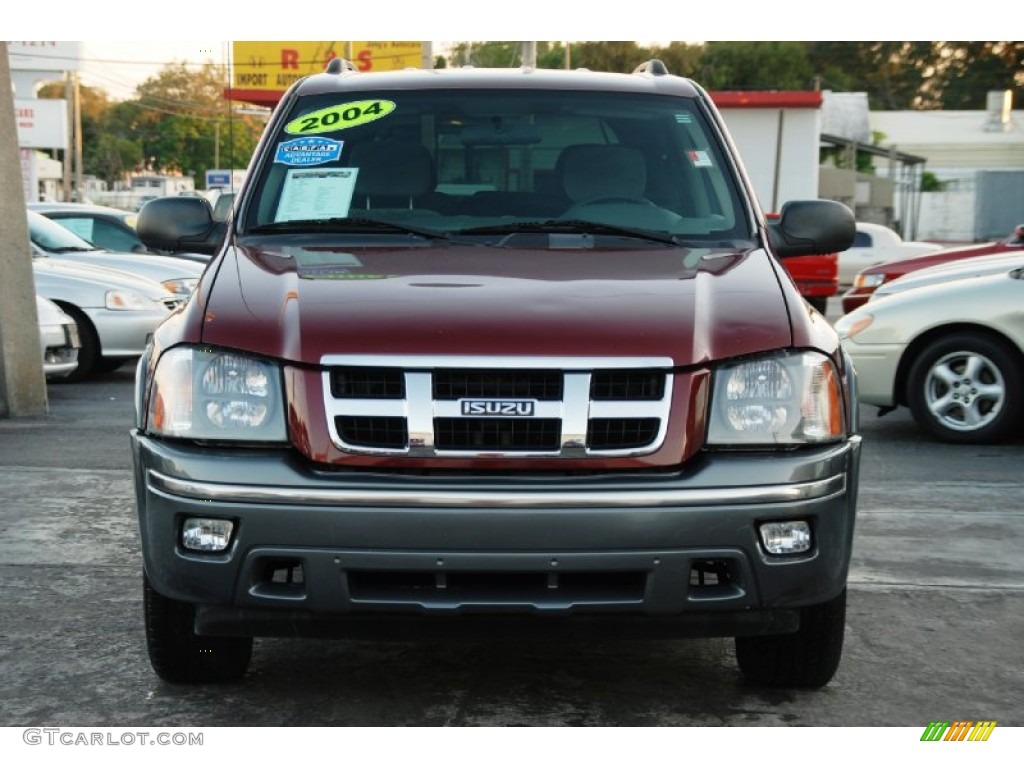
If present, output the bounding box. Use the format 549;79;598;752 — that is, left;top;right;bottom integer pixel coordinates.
835;267;1024;443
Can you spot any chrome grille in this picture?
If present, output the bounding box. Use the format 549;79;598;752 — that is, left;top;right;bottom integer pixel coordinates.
321;355;674;458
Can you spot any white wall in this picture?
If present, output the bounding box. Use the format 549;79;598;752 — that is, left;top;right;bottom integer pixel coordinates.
719;108;821;212
917;190;976;243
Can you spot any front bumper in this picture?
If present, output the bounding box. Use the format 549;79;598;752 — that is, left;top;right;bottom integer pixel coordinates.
132;433;860;638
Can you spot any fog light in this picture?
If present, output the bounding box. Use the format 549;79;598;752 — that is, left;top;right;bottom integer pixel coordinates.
182;518;234;552
759;521;812;555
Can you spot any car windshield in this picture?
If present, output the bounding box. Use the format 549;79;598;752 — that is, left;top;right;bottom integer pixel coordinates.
28;210;100;252
242;88;750;246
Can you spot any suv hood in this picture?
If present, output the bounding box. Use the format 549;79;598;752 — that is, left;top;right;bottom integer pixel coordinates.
201;244;793;367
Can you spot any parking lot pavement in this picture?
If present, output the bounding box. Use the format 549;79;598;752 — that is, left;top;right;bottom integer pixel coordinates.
1;364;1022;726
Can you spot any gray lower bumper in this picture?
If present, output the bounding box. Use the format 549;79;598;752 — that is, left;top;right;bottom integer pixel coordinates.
131;432;860;638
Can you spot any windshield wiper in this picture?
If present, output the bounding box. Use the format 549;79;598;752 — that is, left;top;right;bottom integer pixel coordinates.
457;219;683;246
48;245;101;253
250;217;452;241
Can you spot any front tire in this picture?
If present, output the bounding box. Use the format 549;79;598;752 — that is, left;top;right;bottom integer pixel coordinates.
735;589;846;688
906;333;1022;443
143;573;252;683
55;305;99;382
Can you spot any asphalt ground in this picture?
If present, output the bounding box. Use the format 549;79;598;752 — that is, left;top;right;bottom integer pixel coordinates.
0;343;1022;734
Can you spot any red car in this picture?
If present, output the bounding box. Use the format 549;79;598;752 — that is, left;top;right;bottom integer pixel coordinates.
767;213;838;313
841;224;1024;313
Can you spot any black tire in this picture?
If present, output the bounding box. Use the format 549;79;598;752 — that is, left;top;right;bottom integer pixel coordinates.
54;304;99;382
735;589;846;688
906;332;1022;444
143;573;252;684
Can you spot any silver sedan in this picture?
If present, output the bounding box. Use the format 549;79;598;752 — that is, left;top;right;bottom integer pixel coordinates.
32;258;181;381
28;210;204;298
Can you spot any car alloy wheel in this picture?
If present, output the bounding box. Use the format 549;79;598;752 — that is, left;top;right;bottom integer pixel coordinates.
907;333;1022;443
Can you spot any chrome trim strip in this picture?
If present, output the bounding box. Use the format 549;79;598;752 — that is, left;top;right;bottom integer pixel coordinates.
149;470;846;509
321;354;676;369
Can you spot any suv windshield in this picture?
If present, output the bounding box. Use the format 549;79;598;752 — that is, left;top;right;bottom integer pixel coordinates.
243;87;749;244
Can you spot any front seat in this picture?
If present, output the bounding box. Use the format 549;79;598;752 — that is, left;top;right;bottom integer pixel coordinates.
348;142;436;211
555;144;648;205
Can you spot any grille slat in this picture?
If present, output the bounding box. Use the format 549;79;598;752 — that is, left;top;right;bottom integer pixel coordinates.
332;367;405;398
587;418;661;450
435;418;561;452
336;417;408;450
434;369;562;400
591;370;665;400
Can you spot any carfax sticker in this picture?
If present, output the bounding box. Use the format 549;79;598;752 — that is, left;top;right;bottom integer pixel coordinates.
285;100;397;135
274;137;343;166
687;149;713;168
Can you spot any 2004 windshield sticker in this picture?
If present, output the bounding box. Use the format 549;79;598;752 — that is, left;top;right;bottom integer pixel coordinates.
275;137;343;166
284;100;397;135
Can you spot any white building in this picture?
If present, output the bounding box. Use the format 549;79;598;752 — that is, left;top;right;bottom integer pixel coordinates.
869;94;1024;242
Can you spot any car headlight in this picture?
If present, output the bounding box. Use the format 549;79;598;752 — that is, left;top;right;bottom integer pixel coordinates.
161;277;199;296
853;273;886;289
834;313;874;340
707;351;844;445
146;346;287;441
106;290;157;311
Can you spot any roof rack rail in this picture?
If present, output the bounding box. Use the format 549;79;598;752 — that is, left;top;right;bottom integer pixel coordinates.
325;58;358;75
633;59;669;76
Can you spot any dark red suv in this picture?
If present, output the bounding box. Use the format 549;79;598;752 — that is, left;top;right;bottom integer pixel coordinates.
133;60;858;688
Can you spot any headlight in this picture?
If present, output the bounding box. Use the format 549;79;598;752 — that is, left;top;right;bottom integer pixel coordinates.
853;273;886;289
146;346;287;441
161;277;199;296
707;351;844;445
106;290;156;311
834;313;874;340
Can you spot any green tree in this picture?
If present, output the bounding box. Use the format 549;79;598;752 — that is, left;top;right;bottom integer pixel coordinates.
569;41;652;73
931;41;1024;109
697;41;815;90
112;62;263;185
648;42;704;78
806;42;937;109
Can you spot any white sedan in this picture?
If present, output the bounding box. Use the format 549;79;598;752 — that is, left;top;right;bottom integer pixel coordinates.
37;295;80;378
838;222;944;288
836;267;1024;443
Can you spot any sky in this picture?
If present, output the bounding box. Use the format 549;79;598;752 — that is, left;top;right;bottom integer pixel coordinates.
7;2;1007;101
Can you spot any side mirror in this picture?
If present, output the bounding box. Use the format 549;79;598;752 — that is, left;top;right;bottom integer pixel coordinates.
768;200;855;258
137;197;227;256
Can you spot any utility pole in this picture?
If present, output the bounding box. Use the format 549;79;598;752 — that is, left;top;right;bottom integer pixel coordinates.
521;42;537;69
0;42;48;417
63;71;73;201
73;72;83;201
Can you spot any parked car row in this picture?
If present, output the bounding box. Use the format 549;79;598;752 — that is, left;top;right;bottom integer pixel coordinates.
835;223;1024;444
841;224;1024;312
21;204;202;381
29;201;211;264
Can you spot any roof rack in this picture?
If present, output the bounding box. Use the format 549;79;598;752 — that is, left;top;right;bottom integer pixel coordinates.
633;59;669;76
325;58;358;75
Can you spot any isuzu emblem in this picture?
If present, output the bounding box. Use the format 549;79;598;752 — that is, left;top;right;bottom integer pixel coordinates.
460;399;536;417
